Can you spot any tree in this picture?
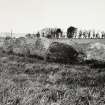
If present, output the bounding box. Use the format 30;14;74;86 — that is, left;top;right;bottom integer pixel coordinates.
56;28;62;38
67;26;77;38
88;30;91;38
78;30;82;38
40;28;57;38
101;31;105;38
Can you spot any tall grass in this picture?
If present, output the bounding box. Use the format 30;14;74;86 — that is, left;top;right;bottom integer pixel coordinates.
0;50;105;105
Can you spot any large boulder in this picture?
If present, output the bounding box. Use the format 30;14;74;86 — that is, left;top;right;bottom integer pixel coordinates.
2;37;14;54
12;37;51;58
46;42;80;63
29;37;51;59
85;42;105;61
12;37;30;56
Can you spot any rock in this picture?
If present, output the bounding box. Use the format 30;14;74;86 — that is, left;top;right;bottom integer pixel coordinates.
29;37;51;59
71;43;87;62
12;37;30;56
85;42;105;61
46;42;79;63
2;37;14;54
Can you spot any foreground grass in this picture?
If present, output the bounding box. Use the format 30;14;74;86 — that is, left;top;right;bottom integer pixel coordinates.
0;50;105;105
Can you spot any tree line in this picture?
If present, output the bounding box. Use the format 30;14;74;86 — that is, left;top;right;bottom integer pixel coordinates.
25;26;105;39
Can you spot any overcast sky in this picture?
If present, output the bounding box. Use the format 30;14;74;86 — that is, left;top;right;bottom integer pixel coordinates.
0;0;105;33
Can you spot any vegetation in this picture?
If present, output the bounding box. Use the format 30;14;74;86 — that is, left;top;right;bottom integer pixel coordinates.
0;46;105;105
67;26;77;38
0;26;105;105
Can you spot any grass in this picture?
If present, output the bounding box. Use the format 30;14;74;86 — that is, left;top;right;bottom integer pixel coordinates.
0;48;105;105
50;38;105;46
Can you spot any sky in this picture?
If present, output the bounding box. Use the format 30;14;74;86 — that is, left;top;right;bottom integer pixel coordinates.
0;0;105;34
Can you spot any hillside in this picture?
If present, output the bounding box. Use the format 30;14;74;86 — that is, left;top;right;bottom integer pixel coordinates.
0;46;105;105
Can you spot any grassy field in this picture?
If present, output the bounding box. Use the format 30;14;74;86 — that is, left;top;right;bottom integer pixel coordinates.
51;38;105;44
0;46;105;105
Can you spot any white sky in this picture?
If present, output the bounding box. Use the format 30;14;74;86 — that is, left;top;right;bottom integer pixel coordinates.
0;0;105;33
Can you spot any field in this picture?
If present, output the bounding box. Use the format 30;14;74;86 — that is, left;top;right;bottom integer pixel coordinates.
0;41;105;105
51;38;105;44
